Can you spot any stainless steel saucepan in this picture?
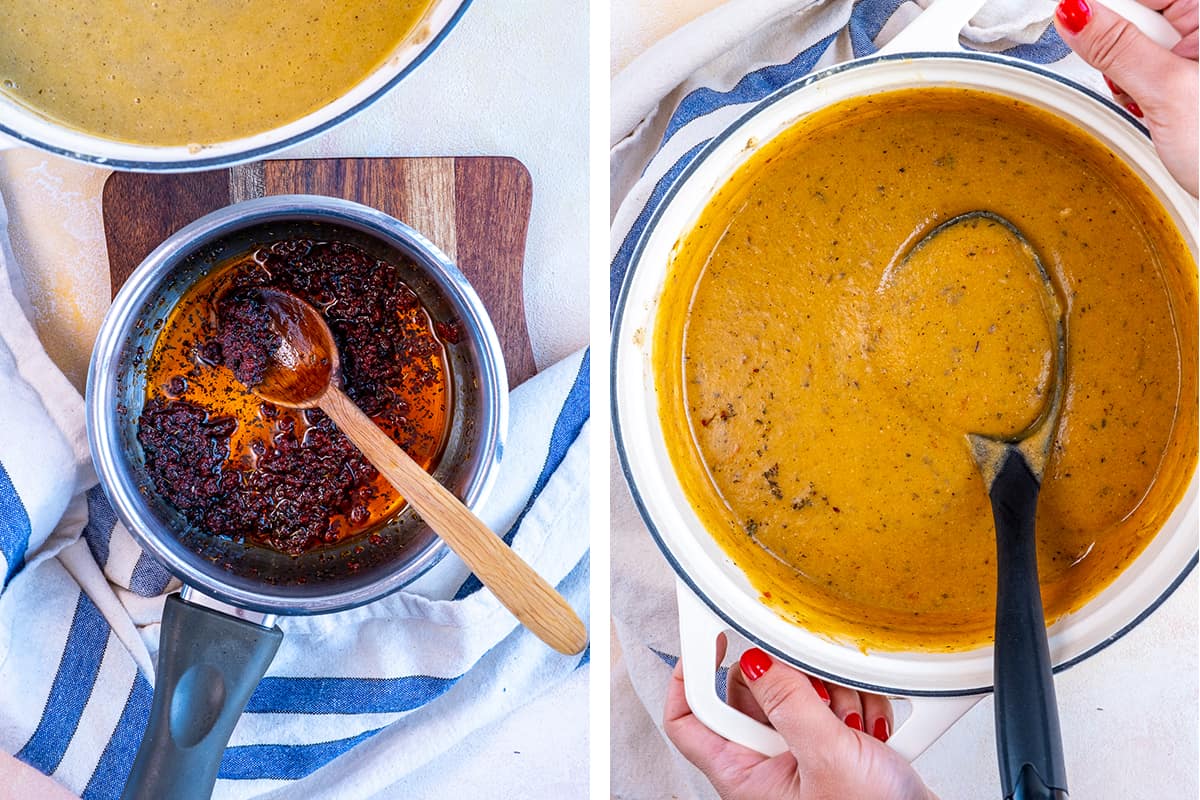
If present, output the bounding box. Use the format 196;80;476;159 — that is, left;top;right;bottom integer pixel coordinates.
87;195;507;799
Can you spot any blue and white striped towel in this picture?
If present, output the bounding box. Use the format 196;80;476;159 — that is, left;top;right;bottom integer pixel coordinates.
0;188;590;799
610;2;1108;798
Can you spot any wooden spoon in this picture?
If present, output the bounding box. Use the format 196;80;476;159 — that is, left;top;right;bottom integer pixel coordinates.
225;287;588;656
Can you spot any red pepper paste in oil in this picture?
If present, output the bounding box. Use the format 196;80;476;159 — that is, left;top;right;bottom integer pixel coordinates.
137;239;454;556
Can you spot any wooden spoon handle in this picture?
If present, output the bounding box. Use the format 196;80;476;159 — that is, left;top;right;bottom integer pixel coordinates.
319;386;588;655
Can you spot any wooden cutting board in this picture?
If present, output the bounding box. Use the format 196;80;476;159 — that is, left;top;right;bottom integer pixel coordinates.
102;157;537;388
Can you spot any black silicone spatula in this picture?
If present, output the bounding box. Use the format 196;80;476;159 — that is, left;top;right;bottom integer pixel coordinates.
905;211;1069;800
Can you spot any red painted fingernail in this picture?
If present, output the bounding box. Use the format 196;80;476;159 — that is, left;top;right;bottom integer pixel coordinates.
844;712;863;731
873;717;891;742
1056;0;1091;34
1103;75;1125;96
739;648;773;681
808;675;831;703
1125;101;1143;118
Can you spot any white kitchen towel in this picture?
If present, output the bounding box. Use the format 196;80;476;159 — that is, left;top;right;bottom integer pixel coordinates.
610;1;1109;798
0;187;590;798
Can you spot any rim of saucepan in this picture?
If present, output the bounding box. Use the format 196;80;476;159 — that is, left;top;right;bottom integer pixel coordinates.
612;52;1200;697
0;0;471;172
87;195;508;615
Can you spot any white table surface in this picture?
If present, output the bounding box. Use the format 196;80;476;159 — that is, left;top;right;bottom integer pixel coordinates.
0;0;590;797
609;3;1199;800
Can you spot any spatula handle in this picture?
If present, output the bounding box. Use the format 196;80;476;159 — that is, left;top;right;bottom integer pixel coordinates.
320;386;588;656
989;450;1069;800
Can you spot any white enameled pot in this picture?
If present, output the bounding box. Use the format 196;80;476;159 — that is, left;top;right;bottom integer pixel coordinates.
611;0;1198;761
0;0;469;171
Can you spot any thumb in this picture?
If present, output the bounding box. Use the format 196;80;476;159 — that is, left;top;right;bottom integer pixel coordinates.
737;648;846;765
1054;0;1183;112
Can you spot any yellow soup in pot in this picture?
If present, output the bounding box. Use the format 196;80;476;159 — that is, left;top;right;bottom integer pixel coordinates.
0;0;433;146
654;88;1198;652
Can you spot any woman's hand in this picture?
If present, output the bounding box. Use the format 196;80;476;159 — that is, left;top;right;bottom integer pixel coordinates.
664;639;936;800
1054;0;1199;195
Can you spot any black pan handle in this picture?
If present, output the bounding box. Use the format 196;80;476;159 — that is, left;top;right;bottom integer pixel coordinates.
121;593;283;800
989;450;1068;800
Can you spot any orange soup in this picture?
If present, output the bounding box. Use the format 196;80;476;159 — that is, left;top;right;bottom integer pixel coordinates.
654;88;1198;651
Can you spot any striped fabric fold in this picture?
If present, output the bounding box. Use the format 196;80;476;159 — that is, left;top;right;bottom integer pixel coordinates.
656;31;838;155
610;0;1088;308
16;592;111;775
82;674;152;800
456;348;590;598
0;461;31;587
243;675;459;716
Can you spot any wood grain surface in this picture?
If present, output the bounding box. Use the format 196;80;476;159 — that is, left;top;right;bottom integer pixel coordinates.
102;157;536;387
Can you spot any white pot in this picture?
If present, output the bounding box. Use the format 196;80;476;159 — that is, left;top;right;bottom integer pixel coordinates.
0;0;469;171
611;0;1198;761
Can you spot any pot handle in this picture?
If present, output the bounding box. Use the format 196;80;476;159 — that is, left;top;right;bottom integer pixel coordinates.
120;593;283;800
877;0;987;57
677;580;787;756
886;691;983;762
1102;0;1181;47
676;580;981;762
879;0;1179;58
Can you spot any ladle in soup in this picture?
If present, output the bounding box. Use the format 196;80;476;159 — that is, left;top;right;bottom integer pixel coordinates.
893;212;1068;800
218;288;588;656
